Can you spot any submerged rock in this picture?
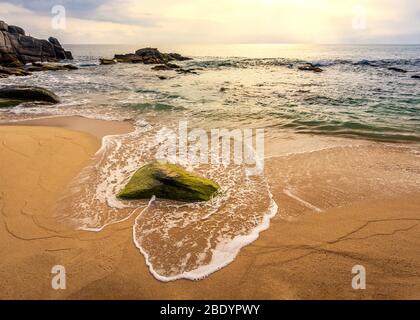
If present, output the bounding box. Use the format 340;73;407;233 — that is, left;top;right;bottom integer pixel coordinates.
117;160;220;202
176;68;198;75
388;67;407;73
152;64;173;71
298;64;323;73
100;58;116;65
0;86;60;103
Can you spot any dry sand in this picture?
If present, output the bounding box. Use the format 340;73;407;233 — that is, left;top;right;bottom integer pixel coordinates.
0;116;419;299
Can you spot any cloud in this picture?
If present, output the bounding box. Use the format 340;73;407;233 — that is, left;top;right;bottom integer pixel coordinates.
0;0;419;44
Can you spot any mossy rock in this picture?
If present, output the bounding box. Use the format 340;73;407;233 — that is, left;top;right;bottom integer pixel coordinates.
0;86;60;103
0;99;23;108
0;66;31;76
117;160;220;202
100;58;116;65
28;63;78;72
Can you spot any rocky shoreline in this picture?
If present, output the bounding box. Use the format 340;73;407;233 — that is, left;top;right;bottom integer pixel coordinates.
0;20;74;78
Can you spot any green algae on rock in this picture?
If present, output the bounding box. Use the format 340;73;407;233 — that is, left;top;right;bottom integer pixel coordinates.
100;58;116;65
117;160;219;202
27;63;78;72
0;98;22;108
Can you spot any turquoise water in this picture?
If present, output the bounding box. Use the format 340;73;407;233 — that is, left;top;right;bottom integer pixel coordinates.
1;44;419;142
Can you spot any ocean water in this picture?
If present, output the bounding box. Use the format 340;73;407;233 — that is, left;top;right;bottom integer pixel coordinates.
1;44;419;281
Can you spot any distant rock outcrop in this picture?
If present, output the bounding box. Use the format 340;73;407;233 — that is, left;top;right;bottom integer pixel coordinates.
0;20;73;67
112;47;192;65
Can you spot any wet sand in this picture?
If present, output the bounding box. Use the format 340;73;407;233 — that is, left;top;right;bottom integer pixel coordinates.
0;116;419;299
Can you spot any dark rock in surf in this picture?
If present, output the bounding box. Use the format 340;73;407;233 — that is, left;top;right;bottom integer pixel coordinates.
152;63;180;71
167;53;191;61
0;86;60;104
412;75;420;79
176;68;198;75
388;67;407;73
100;58;116;65
135;47;167;64
298;64;323;73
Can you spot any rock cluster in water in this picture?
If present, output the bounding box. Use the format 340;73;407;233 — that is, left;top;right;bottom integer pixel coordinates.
118;160;219;202
101;47;198;75
113;47;191;64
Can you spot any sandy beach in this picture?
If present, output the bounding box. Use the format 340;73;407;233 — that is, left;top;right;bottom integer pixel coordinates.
0;116;419;299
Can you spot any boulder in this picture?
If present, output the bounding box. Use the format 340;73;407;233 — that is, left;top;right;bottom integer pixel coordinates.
7;25;25;35
0;20;72;66
100;58;116;65
135;47;167;63
0;21;8;31
65;51;73;60
388;67;407;73
48;37;67;60
0;86;60;103
117;160;220;202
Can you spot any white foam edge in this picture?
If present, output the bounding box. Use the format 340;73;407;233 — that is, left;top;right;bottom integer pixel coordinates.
132;186;279;282
79;195;156;232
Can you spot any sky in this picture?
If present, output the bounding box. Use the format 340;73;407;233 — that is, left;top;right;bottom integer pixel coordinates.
0;0;419;44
